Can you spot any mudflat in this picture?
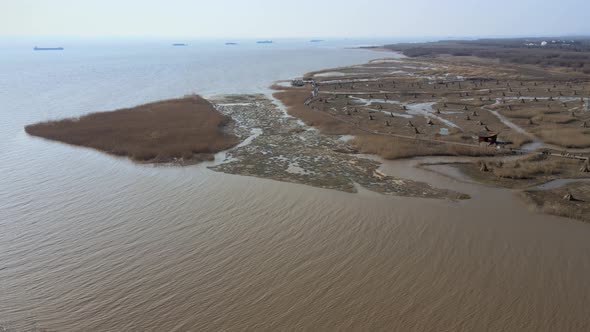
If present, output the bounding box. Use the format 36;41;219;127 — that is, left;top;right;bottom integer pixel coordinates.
25;95;239;164
209;94;466;199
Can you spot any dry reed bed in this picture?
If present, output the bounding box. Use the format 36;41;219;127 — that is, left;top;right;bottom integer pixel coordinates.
457;154;589;189
272;87;363;135
533;128;590;148
487;154;561;179
273;86;504;159
523;182;590;223
386;38;590;75
277;54;590;162
350;135;500;160
501;132;533;147
25;96;239;163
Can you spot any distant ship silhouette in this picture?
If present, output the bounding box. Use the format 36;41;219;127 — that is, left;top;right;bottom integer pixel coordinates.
256;40;273;44
34;46;64;51
172;43;187;46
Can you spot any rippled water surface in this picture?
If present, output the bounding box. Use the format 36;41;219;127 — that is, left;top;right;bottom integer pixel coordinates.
1;39;590;331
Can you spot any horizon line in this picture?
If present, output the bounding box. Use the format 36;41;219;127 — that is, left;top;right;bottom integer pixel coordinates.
2;34;590;41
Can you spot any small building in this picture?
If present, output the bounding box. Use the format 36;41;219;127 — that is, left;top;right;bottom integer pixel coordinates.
291;79;305;87
478;132;498;145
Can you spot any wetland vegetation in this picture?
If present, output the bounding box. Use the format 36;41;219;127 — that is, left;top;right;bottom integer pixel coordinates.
25;96;239;164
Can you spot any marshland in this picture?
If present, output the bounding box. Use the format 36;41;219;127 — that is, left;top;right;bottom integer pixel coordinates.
273;41;590;222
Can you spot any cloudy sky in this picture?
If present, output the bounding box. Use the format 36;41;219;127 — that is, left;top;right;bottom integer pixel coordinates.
2;0;589;38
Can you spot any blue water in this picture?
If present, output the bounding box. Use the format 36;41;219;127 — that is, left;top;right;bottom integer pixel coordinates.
0;38;395;141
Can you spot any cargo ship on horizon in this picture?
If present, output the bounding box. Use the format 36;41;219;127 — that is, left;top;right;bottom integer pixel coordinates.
34;46;64;51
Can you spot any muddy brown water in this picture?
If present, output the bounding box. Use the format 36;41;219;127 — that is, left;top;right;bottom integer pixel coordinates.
3;45;590;331
2;152;590;331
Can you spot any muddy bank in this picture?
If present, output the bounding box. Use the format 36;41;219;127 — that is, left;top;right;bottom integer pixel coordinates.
421;155;590;222
454;155;590;189
523;181;590;223
209;94;466;199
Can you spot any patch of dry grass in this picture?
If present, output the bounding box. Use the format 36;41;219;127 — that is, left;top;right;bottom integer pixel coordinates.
523;182;590;223
272;87;361;135
386;38;590;76
534;128;590;148
532;114;578;124
457;154;589;189
25;96;239;163
501;132;533;148
499;108;540;119
489;154;560;179
350;134;499;160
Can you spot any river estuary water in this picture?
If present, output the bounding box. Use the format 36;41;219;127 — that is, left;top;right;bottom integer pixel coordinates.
1;39;590;331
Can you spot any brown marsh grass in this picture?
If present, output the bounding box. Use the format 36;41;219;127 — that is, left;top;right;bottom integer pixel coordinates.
456;154;589;189
25;96;239;163
489;154;560;179
501;132;533;148
534;128;590;148
523;182;590;223
386;38;590;76
350;134;499;160
532;114;578;124
272;87;361;135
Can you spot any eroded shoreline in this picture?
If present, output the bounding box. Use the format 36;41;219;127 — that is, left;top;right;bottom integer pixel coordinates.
208;94;466;199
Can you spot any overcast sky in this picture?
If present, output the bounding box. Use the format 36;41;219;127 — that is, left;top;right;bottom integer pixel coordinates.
2;0;589;38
